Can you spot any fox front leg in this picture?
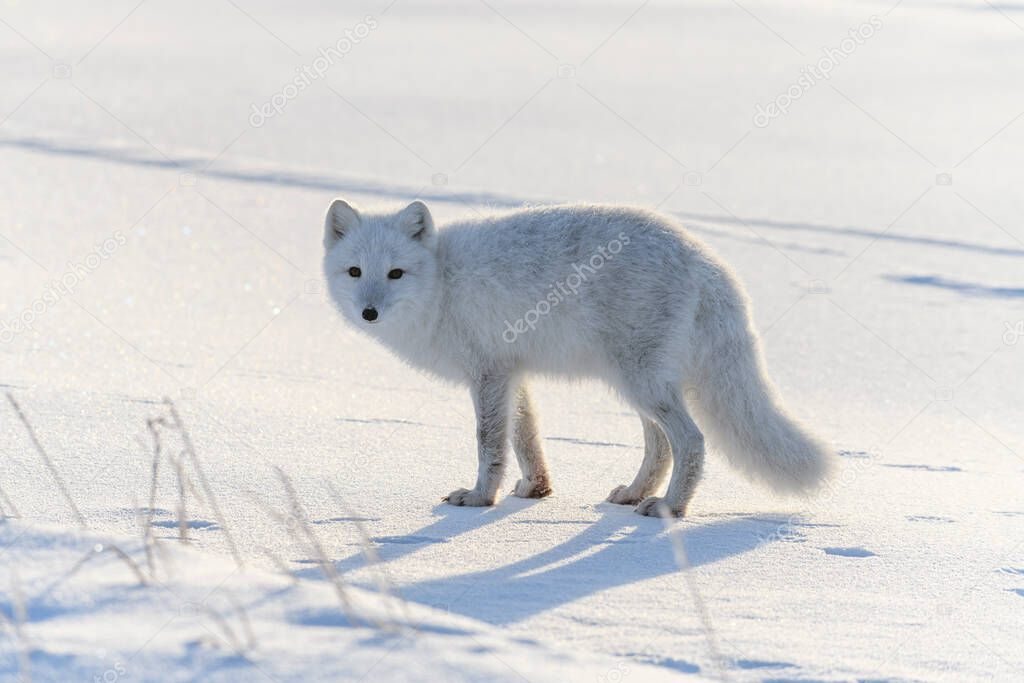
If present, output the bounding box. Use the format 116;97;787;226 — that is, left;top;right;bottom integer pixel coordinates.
444;372;511;507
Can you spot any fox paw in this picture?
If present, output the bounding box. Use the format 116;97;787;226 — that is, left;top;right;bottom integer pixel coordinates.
635;496;685;518
513;478;552;499
606;484;643;505
443;488;494;507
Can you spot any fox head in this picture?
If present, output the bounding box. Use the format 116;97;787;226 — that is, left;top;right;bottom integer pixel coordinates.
322;199;439;332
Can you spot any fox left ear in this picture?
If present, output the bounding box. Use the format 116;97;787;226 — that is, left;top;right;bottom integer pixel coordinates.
396;200;435;242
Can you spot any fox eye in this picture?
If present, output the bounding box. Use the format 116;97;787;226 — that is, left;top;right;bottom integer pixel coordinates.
387;269;404;280
348;266;361;278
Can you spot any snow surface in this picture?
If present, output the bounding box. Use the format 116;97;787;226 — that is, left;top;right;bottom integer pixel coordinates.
2;0;1023;680
0;521;691;682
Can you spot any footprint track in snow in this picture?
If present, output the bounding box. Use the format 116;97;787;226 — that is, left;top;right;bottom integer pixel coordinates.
906;515;955;523
883;464;963;473
735;659;795;670
151;519;218;530
373;535;448;545
823;547;876;558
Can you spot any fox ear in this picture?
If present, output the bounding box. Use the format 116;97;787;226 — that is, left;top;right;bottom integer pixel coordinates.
324;198;360;245
396;200;434;241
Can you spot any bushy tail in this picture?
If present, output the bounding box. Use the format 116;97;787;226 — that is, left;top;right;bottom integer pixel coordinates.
689;293;835;494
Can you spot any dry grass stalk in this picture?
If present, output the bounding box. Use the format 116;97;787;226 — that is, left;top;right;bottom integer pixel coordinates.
172;448;190;544
143;418;167;565
202;604;247;655
51;542;148;591
660;507;729;681
163;399;243;568
6;392;85;528
324;482;412;630
131;495;155;581
257;545;298;584
226;593;258;651
273;467;359;623
0;481;20;518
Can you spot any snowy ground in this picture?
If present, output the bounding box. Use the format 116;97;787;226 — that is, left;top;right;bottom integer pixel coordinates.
1;1;1023;680
0;521;693;682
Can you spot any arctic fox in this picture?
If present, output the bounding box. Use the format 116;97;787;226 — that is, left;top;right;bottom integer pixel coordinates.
323;199;834;517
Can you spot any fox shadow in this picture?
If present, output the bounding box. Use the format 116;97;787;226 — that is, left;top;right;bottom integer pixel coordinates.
406;508;780;625
294;496;534;580
323;500;789;626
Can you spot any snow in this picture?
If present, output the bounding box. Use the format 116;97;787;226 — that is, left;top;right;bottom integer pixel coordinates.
2;0;1023;680
0;521;687;682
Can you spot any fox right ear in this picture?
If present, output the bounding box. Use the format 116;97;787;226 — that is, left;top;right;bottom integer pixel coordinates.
324;199;361;245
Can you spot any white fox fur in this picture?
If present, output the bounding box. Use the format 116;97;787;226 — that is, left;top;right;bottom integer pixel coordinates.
323;199;835;516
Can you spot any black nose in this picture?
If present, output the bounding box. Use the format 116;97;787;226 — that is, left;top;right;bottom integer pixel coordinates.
362;307;378;322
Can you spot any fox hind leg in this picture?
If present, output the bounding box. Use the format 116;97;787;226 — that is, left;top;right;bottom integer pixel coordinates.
607;418;670;505
630;385;705;517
